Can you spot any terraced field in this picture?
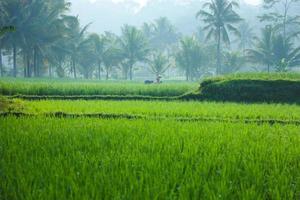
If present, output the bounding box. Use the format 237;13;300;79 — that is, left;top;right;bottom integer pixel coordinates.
0;78;198;97
4;100;300;123
1;75;300;199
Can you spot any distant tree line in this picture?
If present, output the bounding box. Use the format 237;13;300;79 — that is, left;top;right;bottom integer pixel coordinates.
0;0;300;80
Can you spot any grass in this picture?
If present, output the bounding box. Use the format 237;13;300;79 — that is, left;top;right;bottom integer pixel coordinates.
0;78;198;97
202;72;300;82
1;117;299;200
16;100;300;121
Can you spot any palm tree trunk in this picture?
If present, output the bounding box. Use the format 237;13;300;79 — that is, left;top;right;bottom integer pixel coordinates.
129;65;133;81
26;53;31;78
186;69;189;81
106;69;109;80
283;0;288;42
23;54;26;77
0;48;3;77
49;65;52;78
73;59;77;79
33;47;37;77
13;44;17;77
98;61;101;80
124;69;128;80
216;29;221;75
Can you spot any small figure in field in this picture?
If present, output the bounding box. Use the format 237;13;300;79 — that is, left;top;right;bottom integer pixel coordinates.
156;75;162;84
144;76;163;84
144;80;154;84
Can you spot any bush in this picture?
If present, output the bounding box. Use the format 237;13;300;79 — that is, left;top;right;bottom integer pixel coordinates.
183;73;300;103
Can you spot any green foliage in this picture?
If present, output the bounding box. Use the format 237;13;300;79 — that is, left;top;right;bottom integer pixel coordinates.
0;117;299;199
188;73;300;103
0;26;15;37
0;95;24;112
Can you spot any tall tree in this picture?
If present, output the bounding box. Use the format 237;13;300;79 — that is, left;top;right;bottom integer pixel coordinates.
151;17;179;51
272;34;300;71
102;47;122;80
119;25;149;80
176;37;205;81
64;16;91;78
88;33;107;80
223;51;245;74
247;26;275;72
259;0;300;41
196;0;242;75
237;22;255;52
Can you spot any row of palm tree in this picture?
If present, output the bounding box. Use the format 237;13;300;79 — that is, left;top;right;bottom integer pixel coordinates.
247;26;300;72
0;0;299;80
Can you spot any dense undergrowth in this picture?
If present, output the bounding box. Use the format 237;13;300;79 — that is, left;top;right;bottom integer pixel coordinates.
183;73;300;103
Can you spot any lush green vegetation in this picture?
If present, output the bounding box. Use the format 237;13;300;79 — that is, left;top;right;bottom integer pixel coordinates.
198;79;300;103
1;117;299;199
202;73;300;81
1;0;299;80
2;73;300;104
179;73;300;103
15;100;300;121
0;78;197;97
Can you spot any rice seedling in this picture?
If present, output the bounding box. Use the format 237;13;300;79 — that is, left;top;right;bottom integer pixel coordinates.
0;117;299;199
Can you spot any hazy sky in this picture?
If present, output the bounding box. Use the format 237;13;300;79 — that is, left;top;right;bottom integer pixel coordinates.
70;0;263;34
88;0;262;6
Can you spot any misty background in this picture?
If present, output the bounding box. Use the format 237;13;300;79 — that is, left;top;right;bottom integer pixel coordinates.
70;0;262;34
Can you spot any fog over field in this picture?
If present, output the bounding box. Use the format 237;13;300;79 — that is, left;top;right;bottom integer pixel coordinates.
70;0;263;33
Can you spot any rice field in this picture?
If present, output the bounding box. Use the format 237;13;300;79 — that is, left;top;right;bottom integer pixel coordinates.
1;76;300;199
1;117;300;199
0;78;198;97
7;100;298;122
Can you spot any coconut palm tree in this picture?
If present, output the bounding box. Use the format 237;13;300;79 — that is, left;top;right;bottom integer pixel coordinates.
259;0;300;41
247;26;274;72
237;22;255;52
196;0;242;75
175;37;204;81
26;0;70;77
102;47;122;80
272;34;300;71
119;25;149;80
88;33;107;80
148;52;171;83
223;51;245;74
63;16;91;78
1;0;29;77
151;17;179;51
